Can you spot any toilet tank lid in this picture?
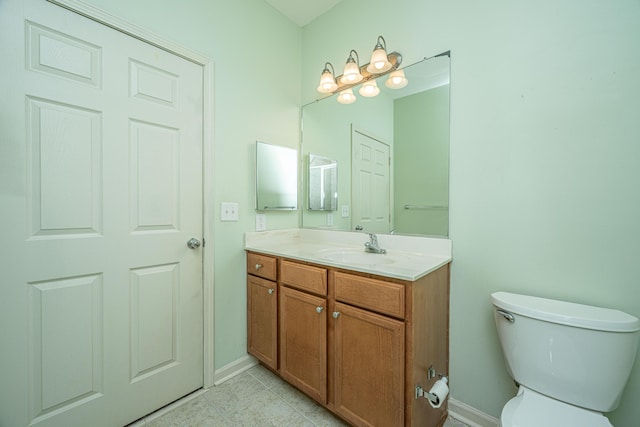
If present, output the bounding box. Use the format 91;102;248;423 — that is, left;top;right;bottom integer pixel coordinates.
491;292;640;332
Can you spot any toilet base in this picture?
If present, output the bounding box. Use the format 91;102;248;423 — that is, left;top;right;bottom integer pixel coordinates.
501;386;613;427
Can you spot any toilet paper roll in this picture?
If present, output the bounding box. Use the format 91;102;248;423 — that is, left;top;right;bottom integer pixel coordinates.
427;378;449;409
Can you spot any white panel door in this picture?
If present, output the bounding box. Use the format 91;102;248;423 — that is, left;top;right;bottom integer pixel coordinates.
0;1;204;426
351;130;391;233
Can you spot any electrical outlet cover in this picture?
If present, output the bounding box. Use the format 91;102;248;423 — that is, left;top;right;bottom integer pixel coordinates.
255;214;266;231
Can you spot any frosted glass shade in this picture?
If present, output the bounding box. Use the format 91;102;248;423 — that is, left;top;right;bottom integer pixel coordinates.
385;69;408;89
367;48;392;73
337;88;356;104
359;80;380;97
317;69;338;93
340;59;363;84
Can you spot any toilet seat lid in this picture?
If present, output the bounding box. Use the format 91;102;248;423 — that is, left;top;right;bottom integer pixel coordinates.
501;387;613;427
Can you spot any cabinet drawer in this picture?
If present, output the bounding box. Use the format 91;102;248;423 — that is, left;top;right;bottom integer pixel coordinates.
334;272;405;319
247;252;277;281
280;260;327;296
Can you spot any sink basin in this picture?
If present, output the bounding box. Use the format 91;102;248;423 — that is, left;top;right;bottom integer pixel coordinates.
317;248;394;266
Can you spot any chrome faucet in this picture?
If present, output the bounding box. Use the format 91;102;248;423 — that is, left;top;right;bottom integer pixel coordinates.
364;233;386;254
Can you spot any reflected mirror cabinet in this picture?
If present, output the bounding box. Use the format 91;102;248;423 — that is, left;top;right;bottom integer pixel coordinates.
301;53;450;237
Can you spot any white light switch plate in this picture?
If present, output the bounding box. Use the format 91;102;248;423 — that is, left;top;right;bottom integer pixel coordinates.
221;202;239;221
341;205;350;218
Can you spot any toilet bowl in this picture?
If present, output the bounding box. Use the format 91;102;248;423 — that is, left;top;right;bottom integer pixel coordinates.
502;386;612;427
491;292;640;427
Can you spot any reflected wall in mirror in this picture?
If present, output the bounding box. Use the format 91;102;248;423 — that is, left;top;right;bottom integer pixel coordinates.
308;154;338;211
301;53;450;236
255;141;298;211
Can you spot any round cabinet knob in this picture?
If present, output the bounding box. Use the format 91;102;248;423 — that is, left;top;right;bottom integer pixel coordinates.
268;288;274;295
316;306;324;314
255;263;262;270
332;311;340;318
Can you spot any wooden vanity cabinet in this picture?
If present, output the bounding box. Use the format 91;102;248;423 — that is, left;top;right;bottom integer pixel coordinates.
246;251;450;427
246;252;278;370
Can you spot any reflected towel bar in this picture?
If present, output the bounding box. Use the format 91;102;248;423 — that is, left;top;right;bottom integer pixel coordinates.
263;206;296;210
403;204;449;210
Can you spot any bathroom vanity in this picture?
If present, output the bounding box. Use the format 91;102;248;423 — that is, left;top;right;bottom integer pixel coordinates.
245;229;451;427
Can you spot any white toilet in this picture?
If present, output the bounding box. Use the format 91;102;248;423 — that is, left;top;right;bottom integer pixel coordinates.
491;291;640;427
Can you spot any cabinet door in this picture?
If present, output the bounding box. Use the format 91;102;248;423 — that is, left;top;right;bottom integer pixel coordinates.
280;286;327;404
247;275;278;370
333;302;405;427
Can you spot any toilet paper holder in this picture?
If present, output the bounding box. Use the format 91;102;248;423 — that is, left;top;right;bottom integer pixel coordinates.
427;365;441;381
415;365;448;406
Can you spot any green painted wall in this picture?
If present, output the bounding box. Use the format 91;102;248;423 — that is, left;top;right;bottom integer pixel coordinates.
303;1;640;426
394;85;450;235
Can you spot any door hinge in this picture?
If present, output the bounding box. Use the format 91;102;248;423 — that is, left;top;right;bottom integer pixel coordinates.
202;237;205;248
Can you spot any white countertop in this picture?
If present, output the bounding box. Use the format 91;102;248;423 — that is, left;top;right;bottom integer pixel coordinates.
245;229;452;281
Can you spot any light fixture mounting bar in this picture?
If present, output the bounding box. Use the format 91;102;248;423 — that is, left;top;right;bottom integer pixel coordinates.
331;51;402;94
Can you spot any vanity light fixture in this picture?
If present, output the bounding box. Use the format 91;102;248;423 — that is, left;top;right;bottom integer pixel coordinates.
340;50;363;84
385;69;408;89
316;35;403;104
366;36;393;73
316;62;338;94
337;88;357;104
359;79;380;97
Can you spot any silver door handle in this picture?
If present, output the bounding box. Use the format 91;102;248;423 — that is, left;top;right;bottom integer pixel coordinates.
316;306;324;314
187;238;201;249
332;311;340;318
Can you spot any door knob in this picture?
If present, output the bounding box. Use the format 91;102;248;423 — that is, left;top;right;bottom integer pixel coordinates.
187;238;201;249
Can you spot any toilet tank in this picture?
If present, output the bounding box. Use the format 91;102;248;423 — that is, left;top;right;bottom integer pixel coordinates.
491;292;640;412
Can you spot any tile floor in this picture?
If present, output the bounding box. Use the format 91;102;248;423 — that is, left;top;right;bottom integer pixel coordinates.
133;364;470;427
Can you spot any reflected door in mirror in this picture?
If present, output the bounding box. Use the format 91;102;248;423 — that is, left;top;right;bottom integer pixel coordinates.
352;130;390;233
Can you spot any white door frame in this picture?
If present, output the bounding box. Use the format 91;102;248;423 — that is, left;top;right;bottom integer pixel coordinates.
47;0;216;388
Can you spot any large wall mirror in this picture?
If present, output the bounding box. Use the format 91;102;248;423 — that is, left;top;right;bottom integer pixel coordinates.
301;53;450;236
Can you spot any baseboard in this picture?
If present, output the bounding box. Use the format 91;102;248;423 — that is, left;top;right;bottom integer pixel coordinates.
213;354;258;385
448;398;500;427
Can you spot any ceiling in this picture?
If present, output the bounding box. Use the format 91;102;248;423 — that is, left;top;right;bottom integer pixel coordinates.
264;0;343;27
